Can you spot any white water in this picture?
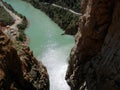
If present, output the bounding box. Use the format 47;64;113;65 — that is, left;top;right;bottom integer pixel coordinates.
4;0;74;90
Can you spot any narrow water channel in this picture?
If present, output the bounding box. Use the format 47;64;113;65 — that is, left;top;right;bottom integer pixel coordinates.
4;0;74;90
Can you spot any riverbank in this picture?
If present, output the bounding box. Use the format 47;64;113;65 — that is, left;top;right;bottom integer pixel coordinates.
4;1;29;42
42;2;82;16
0;0;49;89
23;0;81;35
1;1;30;45
0;1;23;40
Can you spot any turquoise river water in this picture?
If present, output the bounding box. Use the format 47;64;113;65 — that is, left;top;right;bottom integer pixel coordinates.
4;0;74;90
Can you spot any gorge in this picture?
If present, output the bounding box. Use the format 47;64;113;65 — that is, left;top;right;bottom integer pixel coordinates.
0;0;120;90
4;0;74;90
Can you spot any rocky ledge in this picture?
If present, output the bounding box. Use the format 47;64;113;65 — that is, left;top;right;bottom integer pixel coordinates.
66;0;120;90
0;1;49;90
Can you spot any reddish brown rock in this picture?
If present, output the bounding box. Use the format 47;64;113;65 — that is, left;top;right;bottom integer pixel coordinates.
66;0;120;90
0;28;49;90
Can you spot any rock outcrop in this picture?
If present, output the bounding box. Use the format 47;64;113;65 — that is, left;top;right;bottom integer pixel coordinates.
66;0;120;90
0;26;49;90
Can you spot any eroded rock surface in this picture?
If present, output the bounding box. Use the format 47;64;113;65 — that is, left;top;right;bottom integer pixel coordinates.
66;0;120;90
0;27;49;90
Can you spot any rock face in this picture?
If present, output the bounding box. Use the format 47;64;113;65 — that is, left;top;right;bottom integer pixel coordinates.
0;27;49;90
66;0;120;90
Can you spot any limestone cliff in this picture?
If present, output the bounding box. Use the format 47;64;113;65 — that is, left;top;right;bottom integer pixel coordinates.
66;0;120;90
0;1;49;90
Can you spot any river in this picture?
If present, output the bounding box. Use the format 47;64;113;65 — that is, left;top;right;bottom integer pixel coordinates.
4;0;74;90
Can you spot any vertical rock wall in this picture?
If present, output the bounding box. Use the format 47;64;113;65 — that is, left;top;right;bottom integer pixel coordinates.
66;0;120;90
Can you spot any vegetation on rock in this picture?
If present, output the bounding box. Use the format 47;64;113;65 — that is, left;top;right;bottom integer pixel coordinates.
0;6;14;26
23;0;81;35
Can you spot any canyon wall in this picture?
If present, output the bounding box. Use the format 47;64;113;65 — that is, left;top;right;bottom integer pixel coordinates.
0;29;49;90
66;0;120;90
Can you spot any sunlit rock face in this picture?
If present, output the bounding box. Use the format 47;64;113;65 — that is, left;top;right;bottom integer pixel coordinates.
66;0;120;90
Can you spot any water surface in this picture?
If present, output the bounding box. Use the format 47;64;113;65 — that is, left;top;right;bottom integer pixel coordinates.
4;0;74;90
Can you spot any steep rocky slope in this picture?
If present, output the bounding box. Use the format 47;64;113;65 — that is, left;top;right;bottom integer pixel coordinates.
0;1;49;90
0;29;49;90
23;0;81;35
66;0;120;90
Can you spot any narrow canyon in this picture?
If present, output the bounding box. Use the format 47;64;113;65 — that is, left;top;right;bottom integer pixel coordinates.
0;0;120;90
